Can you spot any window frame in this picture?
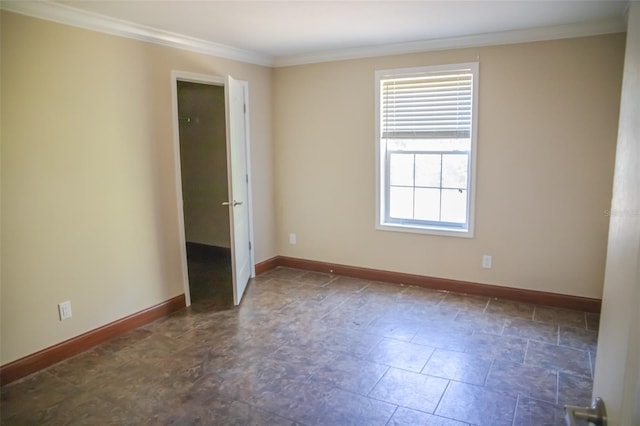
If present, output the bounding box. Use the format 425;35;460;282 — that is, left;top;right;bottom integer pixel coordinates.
375;63;479;238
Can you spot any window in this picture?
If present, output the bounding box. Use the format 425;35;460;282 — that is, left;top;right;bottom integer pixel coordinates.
375;63;479;237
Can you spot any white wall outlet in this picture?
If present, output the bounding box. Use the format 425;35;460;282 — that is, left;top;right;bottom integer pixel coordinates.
482;255;493;269
58;301;72;321
289;233;297;245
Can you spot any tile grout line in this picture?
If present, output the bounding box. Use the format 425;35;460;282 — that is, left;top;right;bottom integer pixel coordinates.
555;370;560;405
523;339;531;365
366;365;391;398
431;378;452;418
511;393;522;426
383;405;400;426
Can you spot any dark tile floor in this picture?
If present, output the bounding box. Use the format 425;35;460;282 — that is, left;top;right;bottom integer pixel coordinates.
1;267;598;425
185;243;234;307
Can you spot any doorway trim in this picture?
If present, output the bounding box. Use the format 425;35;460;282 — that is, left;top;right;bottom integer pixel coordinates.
170;70;255;306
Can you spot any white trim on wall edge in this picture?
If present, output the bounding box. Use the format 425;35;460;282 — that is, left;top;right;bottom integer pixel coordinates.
1;1;627;68
0;0;273;67
274;19;627;67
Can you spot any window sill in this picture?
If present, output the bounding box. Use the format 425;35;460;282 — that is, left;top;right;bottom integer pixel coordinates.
376;222;474;238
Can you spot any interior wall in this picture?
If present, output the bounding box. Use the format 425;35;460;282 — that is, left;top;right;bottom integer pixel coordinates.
273;33;625;299
178;82;230;248
593;3;640;424
0;11;275;364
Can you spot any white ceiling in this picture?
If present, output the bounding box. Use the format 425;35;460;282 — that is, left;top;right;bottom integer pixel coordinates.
8;1;631;66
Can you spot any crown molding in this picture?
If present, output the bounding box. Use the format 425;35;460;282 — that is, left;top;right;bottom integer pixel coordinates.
1;1;627;69
0;0;275;67
273;18;627;67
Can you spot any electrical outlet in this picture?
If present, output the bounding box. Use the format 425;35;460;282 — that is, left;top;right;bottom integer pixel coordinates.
289;233;297;245
58;301;72;321
482;255;492;269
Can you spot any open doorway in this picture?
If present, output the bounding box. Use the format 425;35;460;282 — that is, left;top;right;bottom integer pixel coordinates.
172;71;254;308
176;80;233;308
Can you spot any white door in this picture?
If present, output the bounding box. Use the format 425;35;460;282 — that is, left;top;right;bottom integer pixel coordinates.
591;3;640;425
225;75;251;305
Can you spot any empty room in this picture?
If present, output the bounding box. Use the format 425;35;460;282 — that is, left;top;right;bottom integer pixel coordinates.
1;1;639;425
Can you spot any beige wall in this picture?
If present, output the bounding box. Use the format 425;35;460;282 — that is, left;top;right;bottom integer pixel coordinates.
178;82;231;248
0;11;275;364
593;3;640;425
273;34;625;299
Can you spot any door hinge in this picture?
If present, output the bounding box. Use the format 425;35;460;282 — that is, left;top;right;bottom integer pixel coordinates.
243;104;246;114
249;241;252;250
246;174;249;183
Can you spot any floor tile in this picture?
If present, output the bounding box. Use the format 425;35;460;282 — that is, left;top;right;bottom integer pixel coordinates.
217;358;314;403
268;345;326;376
412;325;474;352
250;277;303;295
151;397;297;426
307;387;397;426
311;351;389;395
285;293;347;319
465;332;528;363
142;311;210;338
399;286;448;305
46;346;131;386
388;406;469;425
409;305;460;324
41;392;143;426
559;326;598;352
323;275;370;292
485;299;535;320
453;311;506;335
435;381;517;426
558;372;593;406
503;318;559;344
513;396;565;426
422;349;492;385
181;372;237;404
585;312;600;331
112;333;192;364
533;306;587;329
525;340;591;377
99;327;156;349
365;315;421;341
440;293;489;312
90;364;193;417
361;281;407;295
263;267;307;281
320;304;379;332
485;360;557;403
250;379;330;423
366;338;435;372
304;328;383;358
0;372;82;422
298;270;335;286
369;368;449;413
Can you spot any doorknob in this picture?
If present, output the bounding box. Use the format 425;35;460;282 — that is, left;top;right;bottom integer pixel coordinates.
564;397;607;426
221;200;243;207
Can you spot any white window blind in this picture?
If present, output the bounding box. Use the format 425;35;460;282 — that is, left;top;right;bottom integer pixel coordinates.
381;69;473;139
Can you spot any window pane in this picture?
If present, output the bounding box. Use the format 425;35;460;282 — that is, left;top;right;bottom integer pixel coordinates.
414;188;440;221
389;186;414;219
442;154;468;189
390;153;414;186
415;154;441;188
441;189;467;223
